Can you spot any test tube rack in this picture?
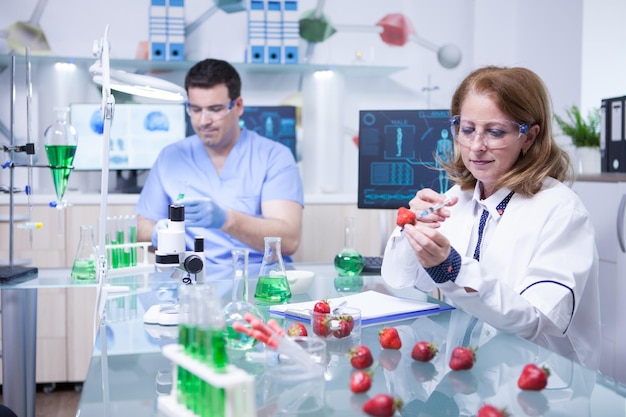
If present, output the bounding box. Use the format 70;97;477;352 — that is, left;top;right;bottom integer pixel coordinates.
159;343;257;417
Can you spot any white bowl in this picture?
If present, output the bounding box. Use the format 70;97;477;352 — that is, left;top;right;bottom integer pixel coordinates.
286;270;315;294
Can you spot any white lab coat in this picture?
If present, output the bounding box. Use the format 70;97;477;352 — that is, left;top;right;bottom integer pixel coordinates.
381;177;600;370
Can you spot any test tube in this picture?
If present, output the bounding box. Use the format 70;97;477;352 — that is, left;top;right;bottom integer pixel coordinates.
122;215;131;267
129;214;137;266
108;216;119;269
116;216;125;268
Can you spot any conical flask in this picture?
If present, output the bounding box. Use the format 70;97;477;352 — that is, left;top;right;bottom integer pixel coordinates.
334;216;364;276
224;249;263;350
44;107;78;202
254;237;291;303
71;225;98;281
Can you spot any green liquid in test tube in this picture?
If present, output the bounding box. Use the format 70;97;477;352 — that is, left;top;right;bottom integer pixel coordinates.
109;217;119;269
129;215;137;266
116;218;126;267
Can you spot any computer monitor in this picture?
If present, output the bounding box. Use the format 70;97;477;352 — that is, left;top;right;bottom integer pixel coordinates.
70;103;186;193
70;103;187;171
239;105;297;160
357;109;453;209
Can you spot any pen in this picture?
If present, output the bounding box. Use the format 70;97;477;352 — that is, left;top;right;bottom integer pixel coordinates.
418;197;452;218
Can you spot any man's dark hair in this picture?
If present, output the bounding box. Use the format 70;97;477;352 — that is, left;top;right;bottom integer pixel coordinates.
184;59;242;99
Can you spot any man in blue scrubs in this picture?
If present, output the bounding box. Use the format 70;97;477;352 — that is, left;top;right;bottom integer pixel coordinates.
136;59;304;266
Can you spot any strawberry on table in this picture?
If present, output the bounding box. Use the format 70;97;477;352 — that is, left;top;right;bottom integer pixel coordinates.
396;207;417;228
411;341;438;362
517;363;550;391
449;346;476;370
332;318;352;338
312;314;330;337
477;404;509;417
313;299;331;314
286;322;307;337
349;370;373;394
350;345;374;369
379;327;402;349
362;394;403;417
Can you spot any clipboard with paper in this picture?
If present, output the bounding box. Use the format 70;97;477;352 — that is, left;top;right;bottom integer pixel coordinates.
268;290;453;326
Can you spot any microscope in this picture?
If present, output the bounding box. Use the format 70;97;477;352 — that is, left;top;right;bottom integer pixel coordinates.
155;203;205;284
144;203;205;328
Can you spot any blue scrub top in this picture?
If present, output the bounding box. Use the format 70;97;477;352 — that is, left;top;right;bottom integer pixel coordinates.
136;129;304;266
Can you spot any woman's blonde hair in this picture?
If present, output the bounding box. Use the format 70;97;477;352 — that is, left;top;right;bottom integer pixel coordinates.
443;66;573;197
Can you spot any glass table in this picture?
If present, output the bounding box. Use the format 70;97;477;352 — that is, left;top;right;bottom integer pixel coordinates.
73;263;626;416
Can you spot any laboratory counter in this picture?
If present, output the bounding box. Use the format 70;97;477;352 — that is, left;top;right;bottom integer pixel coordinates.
70;263;626;417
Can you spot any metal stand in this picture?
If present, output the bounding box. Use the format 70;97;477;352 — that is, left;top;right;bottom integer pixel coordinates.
1;289;37;417
1;53;39;417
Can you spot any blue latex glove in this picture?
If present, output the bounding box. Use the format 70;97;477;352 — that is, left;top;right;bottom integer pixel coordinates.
180;197;227;229
151;218;169;249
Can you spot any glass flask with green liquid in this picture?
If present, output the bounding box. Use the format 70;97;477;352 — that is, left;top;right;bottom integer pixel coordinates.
44;107;78;203
71;225;98;281
224;249;263;350
334;216;364;276
254;237;291;303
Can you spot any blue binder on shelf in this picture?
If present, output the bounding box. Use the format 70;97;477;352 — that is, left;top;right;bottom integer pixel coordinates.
282;0;299;64
247;0;266;63
149;0;168;60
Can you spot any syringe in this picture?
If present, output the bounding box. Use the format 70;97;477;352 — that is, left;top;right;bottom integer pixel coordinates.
418;197;453;218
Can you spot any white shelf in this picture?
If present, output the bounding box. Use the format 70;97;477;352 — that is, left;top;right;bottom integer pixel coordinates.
0;54;406;77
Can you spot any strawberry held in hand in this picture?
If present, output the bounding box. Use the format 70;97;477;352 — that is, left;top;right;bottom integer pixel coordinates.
518;363;550;391
379;327;402;349
350;370;373;394
411;341;438;362
287;322;307;337
362;394;403;417
396;207;417;228
349;345;374;369
477;404;509;417
449;346;476;370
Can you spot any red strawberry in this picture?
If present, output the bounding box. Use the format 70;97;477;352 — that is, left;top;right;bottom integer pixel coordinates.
379;327;402;349
332;318;352;338
449;346;475;370
517;364;550;391
396;207;417;228
342;314;355;332
350;345;374;369
411;341;438;362
312;314;330;337
477;404;509;417
313;299;331;314
362;394;403;417
350;370;373;394
286;322;307;337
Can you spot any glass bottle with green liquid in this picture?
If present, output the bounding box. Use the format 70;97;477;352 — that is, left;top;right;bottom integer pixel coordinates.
334;216;364;276
44;107;78;204
71;225;98;281
44;107;78;236
224;249;263;350
254;237;291;304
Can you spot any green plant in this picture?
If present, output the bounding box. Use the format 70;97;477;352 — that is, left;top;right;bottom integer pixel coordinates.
554;105;601;147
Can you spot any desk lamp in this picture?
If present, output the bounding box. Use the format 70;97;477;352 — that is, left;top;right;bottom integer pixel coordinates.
89;24;187;315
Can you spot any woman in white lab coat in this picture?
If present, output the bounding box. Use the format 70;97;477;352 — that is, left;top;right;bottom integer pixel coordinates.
381;66;600;370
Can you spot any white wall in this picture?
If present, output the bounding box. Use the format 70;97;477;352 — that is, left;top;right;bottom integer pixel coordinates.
581;0;626;112
0;0;588;196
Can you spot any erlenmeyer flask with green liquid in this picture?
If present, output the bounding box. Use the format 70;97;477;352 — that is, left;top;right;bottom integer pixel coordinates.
44;107;78;202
